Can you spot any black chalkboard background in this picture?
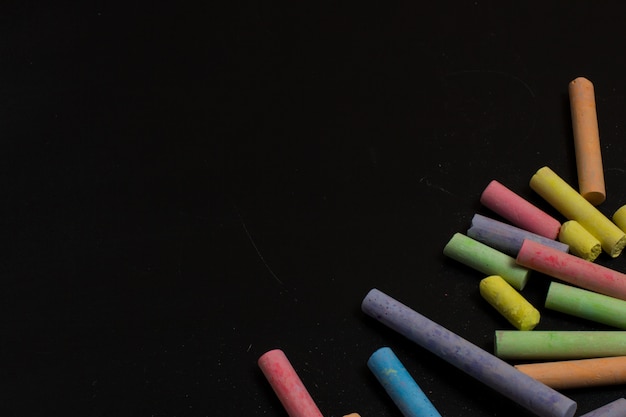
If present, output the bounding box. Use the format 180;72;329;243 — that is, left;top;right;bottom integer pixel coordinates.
4;2;626;416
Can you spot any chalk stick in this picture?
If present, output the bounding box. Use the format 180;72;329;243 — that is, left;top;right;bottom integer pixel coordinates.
529;166;626;257
515;356;626;390
468;213;569;257
580;398;626;417
613;205;626;234
495;330;626;360
569;77;605;205
517;239;626;301
443;232;530;290
342;414;360;417
368;347;442;417
480;180;561;239
258;349;324;417
480;275;540;330
545;282;626;329
361;289;577;417
558;220;601;262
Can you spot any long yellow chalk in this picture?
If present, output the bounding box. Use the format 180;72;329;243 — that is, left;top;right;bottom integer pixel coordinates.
515;356;626;390
569;77;605;205
479;275;540;330
529;166;626;257
558;220;601;262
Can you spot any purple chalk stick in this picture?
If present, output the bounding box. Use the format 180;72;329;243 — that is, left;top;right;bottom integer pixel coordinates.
361;289;577;417
468;213;569;257
580;398;626;417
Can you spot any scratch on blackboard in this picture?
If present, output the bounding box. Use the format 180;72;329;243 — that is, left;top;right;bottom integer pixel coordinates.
419;176;454;196
235;206;284;286
440;70;537;144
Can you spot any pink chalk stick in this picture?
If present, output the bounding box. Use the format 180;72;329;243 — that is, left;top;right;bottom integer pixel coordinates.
517;239;626;301
258;349;324;417
480;180;561;239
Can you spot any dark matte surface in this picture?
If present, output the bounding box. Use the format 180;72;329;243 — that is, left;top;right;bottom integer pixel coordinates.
4;2;626;416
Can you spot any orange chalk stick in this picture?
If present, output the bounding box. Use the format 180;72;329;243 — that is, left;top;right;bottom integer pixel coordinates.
569;77;605;205
515;356;626;390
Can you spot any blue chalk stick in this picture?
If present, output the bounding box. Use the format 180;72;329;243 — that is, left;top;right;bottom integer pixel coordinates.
361;289;577;417
580;398;626;417
368;347;442;417
468;213;569;257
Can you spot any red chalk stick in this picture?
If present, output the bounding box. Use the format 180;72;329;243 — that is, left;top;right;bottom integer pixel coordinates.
258;349;324;417
517;239;626;301
480;180;561;239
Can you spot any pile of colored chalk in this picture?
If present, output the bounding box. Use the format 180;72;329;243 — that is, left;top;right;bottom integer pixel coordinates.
443;167;626;376
444;166;626;333
256;77;626;417
360;161;626;416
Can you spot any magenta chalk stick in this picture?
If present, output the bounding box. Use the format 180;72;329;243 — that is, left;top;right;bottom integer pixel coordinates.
480;180;561;239
258;349;324;417
361;288;577;417
517;239;626;301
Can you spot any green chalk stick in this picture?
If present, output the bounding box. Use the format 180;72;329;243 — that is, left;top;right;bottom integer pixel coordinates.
495;330;626;360
443;232;530;290
545;282;626;329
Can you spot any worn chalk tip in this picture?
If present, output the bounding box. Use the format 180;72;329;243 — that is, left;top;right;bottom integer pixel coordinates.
361;288;382;315
613;205;626;234
559;220;602;262
518;311;540;331
610;235;626;258
569;76;593;89
258;348;285;366
582;190;606;206
584;243;602;262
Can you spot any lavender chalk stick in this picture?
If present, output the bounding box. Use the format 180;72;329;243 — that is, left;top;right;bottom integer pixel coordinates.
468;213;569;257
361;289;577;417
580;398;626;417
368;347;442;417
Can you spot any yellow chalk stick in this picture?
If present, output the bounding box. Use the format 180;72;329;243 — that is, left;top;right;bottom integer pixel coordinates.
515;356;626;389
343;414;361;417
613;205;626;234
479;275;540;330
569;77;605;205
558;220;601;262
530;166;626;257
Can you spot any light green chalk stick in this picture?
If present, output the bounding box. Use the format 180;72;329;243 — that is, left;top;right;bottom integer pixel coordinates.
545;281;626;329
495;330;626;360
443;232;530;290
